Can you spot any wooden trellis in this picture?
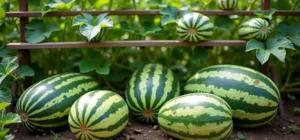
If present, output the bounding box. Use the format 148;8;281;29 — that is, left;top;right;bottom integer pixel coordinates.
4;0;300;115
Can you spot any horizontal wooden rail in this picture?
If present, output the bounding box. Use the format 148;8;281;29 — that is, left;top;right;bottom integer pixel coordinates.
7;40;248;49
280;88;300;94
6;10;300;17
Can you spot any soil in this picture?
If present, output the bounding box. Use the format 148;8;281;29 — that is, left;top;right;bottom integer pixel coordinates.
9;100;300;140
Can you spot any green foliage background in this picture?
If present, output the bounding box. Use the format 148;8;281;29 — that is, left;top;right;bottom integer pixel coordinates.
0;0;300;92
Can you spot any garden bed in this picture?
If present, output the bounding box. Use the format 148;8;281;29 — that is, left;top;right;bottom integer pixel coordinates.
9;100;300;140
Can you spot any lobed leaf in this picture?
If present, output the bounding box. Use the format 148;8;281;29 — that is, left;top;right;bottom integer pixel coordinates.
0;87;11;110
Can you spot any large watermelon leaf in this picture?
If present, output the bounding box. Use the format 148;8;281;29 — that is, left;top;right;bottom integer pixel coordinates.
72;13;113;42
16;66;35;78
246;38;295;64
276;22;300;47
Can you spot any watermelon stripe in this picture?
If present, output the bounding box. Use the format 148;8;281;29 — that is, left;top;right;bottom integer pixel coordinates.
198;65;279;94
88;100;126;128
159;120;232;139
234;111;276;127
29;81;99;117
84;91;112;127
127;67;144;111
186;70;278;101
149;65;163;109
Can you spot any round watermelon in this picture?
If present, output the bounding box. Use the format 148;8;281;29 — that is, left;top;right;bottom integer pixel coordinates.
217;0;238;10
158;93;233;140
177;12;214;42
125;63;180;124
238;18;271;40
184;65;280;128
16;73;100;132
68;90;129;140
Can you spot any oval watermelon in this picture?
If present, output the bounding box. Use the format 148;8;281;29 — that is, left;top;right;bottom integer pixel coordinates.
217;0;238;10
125;63;180;124
158;93;233;140
184;65;280;128
238;18;271;40
68;90;129;140
177;12;214;42
16;73;100;132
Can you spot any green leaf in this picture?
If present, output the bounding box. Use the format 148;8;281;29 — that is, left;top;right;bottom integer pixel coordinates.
189;48;208;64
1;112;21;125
160;6;179;26
254;9;275;20
28;0;41;6
6;62;18;74
276;22;300;46
0;129;9;138
294;107;300;115
72;13;113;42
267;38;294;62
246;39;265;52
0;87;11;110
148;0;162;5
1;56;17;70
16;66;35;78
44;24;60;38
25;19;60;43
42;0;75;15
214;16;233;31
4;134;14;140
96;61;111;75
139;22;162;36
79;24;101;42
277;0;291;10
287;94;296;100
0;8;4;19
256;49;271;64
72;15;87;26
120;21;136;32
79;56;100;73
246;38;295;64
236;133;245;140
0;48;10;59
288;125;299;132
96;13;113;28
82;13;94;25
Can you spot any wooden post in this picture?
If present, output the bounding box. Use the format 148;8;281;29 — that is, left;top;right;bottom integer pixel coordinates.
261;0;285;117
19;0;32;89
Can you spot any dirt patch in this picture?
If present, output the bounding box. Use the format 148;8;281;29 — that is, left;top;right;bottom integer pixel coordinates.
10;100;300;140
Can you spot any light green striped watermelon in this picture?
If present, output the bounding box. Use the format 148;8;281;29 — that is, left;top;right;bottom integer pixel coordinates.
238;18;271;40
125;63;180;124
217;0;238;10
177;12;214;42
16;73;100;132
184;65;280;128
68;90;129;140
158;93;233;140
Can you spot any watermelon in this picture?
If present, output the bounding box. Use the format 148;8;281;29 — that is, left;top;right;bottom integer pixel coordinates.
177;12;214;42
68;90;129;140
217;0;238;10
184;65;280;128
238;18;271;40
125;63;180;124
158;93;233;140
16;73;100;132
